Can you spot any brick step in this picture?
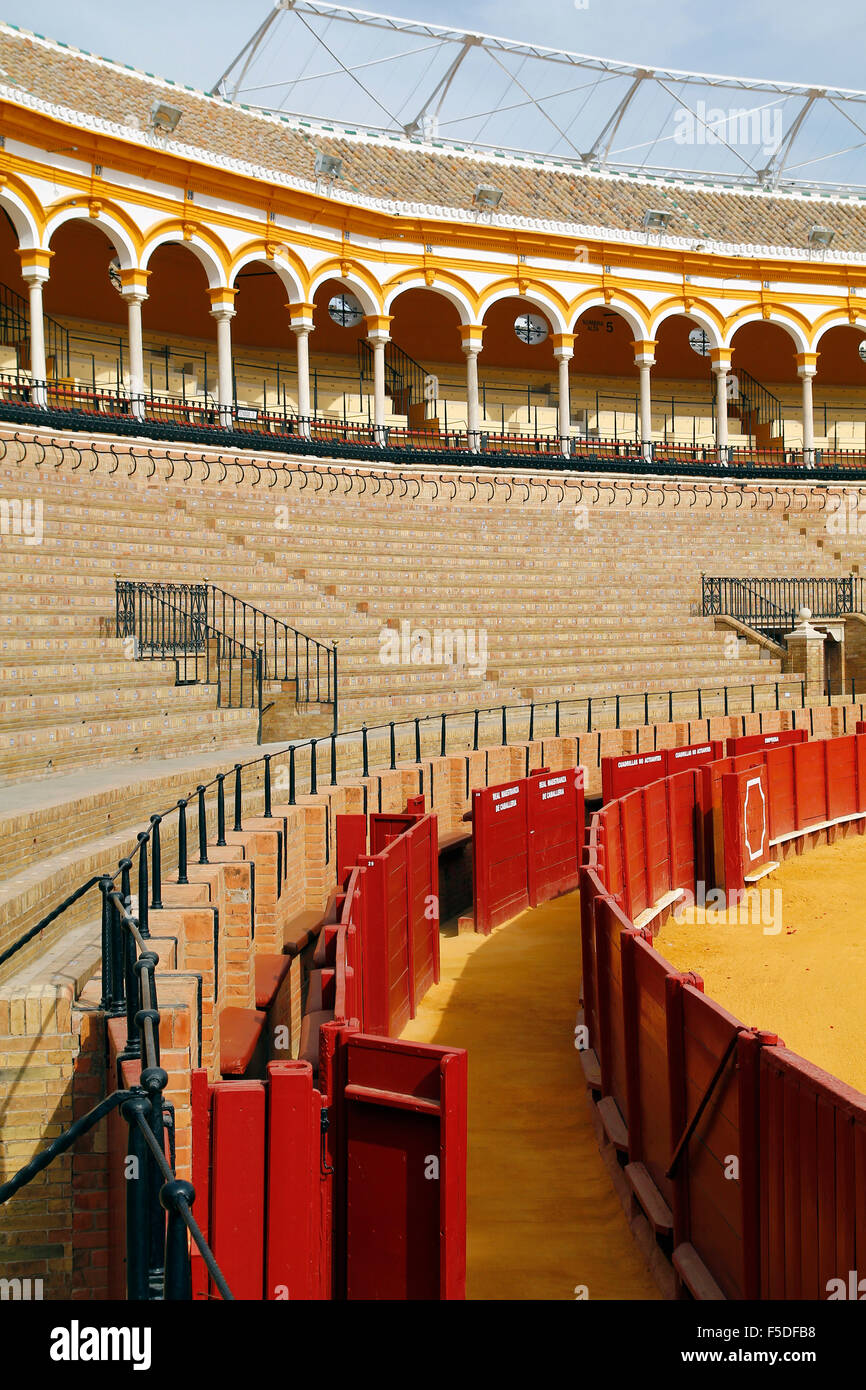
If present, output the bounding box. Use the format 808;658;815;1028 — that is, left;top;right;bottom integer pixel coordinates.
0;681;222;727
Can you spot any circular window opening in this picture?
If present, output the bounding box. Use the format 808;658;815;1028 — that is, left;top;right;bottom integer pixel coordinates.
689;327;712;357
108;257;123;294
328;292;363;328
514;312;549;346
858;340;866;364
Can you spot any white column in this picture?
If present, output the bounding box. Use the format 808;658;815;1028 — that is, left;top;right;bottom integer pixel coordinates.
714;366;729;460
210;306;236;427
800;367;816;467
464;344;482;450
292;324;312;437
123;290;147;420
638;363;653;458
554;347;573;456
369;336;388;443
23;272;48;407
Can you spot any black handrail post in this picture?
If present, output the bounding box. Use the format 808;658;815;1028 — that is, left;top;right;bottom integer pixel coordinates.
472;708;480;751
99;874;117;1012
122;1094;152;1301
440;712;446;757
119;861;140;1060
414;717;421;763
136;833;150;939
310;740;318;796
176;800;189;885
615;694;621;730
644;691;649;726
362;725;369;778
776;681;781;711
161;1179;196;1300
555;699;560;738
751;683;756;715
197;785;209;864
330;731;338;787
501;705;507;746
233;765;243;832
288;745;296;805
332;641;339;735
216;774;227;846
263;755;272;819
150;815;163;910
697;687;703;719
529;702;535;742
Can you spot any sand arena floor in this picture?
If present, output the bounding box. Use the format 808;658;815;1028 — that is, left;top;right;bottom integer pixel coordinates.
400;894;661;1302
657;830;866;1096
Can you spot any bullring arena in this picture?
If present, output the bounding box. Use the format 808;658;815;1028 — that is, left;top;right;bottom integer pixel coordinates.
1;0;866;1345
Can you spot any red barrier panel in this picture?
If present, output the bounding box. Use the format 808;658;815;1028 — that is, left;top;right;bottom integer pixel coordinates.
726;728;807;757
597;802;623;899
793;738;828;830
578;865;606;1054
601;740;723;803
619;789;648;920
642;779;671;907
594;895;636;1139
370;812;419;855
265;1062;318;1301
405;793;425;815
209;1080;267;1299
601;749;665;804
759;1045;866;1300
858;720;866;736
825;733;858;821
404;814;440;1008
621;933;678;1216
341;1032;467;1300
668;769;700;896
526;768;584;906
722;765;772;893
472;778;529;934
361;839;412;1036
335;813;367;886
764;744;797;841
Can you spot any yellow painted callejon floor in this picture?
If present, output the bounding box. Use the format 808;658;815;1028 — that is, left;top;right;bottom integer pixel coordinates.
654;831;866;1097
400;893;660;1301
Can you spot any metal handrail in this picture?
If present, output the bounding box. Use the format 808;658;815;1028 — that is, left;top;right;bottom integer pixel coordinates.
702;575;863;638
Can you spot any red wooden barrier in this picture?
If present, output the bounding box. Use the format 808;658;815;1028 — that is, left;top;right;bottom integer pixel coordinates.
726;727;807;757
403;814;440;1008
621;933;677;1222
472;778;529;934
526;768;584;906
265;1062;317;1301
209;1080;267;1299
619;790;648;920
361;839;411;1036
601;740;722;802
722;764;772;893
594;895;636;1143
340;1031;467;1300
335;813;366;885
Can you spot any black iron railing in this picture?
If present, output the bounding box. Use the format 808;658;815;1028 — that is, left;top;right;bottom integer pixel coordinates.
0;281;71;377
359;339;432;419
10;374;866;476
115;580;337;724
206;584;337;711
115;579;263;722
702;575;866;641
0;856;232;1301
733;368;784;444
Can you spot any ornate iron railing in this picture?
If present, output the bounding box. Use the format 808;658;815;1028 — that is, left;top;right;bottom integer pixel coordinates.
702;575;866;641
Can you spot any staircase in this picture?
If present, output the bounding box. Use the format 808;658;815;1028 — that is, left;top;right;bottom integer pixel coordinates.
358;339;433;425
731;367;785;449
0;279;71;379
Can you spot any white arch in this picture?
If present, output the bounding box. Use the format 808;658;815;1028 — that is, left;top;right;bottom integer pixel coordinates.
571;295;650;341
478;285;567;335
230;251;304;302
724;311;810;355
307;268;379;317
44;207;138;270
649;305;723;351
0;190;40;251
140;231;227;289
383;278;474;325
812;316;866;350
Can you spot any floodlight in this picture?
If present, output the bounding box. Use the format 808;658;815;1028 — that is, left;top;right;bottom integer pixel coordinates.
150;100;183;134
642;209;672;231
473;184;503;209
809;225;835;247
314;152;343;179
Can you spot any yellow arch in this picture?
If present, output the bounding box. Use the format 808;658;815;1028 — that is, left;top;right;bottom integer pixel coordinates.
649;296;726;339
569;286;651;338
228;239;311;298
724;301;812;352
0;172;47;243
141;218;232;284
382;267;479;321
308;257;384;315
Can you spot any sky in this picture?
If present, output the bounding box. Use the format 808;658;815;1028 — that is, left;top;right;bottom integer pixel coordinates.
6;0;865;95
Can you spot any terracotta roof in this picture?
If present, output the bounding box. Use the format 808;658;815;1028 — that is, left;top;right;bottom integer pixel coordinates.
2;23;866;256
